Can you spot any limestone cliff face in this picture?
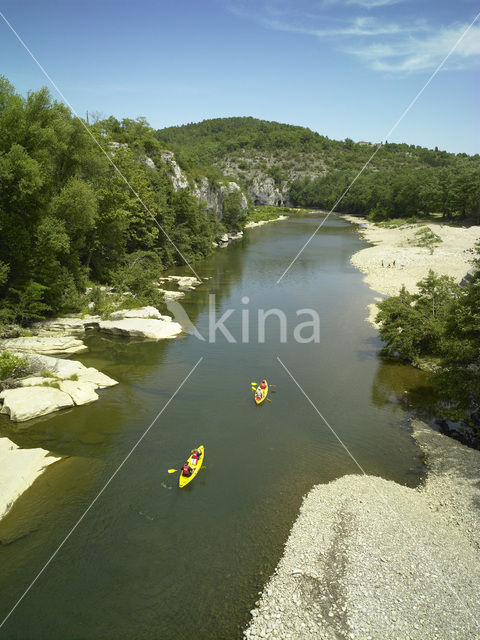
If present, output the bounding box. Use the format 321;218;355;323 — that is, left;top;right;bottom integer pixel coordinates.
247;175;290;206
159;151;189;190
158;151;248;220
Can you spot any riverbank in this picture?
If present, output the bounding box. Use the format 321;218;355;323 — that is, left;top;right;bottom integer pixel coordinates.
244;420;480;639
341;215;479;298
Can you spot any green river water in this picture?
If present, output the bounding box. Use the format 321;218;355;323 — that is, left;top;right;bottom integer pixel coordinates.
0;214;430;639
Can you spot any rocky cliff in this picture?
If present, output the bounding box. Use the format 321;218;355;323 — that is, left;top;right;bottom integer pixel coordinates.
158;151;248;219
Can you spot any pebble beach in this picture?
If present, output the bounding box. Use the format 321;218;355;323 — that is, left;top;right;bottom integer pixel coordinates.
244;217;480;639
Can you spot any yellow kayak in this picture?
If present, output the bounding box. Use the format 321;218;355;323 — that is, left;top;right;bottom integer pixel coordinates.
254;381;269;405
179;445;204;488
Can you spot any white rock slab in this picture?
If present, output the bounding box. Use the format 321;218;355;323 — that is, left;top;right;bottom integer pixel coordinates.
18;376;51;387
109;306;171;321
14;354;118;387
32;316;101;335
75;367;118;388
177;276;201;288
158;289;185;300
98;318;183;340
2;336;87;355
58;380;99;405
0;438;60;519
0;387;74;422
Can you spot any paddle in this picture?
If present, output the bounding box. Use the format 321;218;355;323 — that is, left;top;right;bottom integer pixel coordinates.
168;465;206;474
168;450;204;474
251;382;276;387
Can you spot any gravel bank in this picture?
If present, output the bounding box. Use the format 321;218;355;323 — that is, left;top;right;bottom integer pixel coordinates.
340;215;479;298
244;420;480;639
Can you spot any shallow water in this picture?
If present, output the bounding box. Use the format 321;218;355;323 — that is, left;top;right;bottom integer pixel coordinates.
0;215;428;639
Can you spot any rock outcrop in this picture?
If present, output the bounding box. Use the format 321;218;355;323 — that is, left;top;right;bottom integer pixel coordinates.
160;150;189;190
0;387;75;422
98;317;182;340
33;316;101;336
109;306;171;321
33;308;183;341
0;438;60;519
0;352;117;422
247;175;290;207
1;336;87;355
17;353;118;388
159;150;248;220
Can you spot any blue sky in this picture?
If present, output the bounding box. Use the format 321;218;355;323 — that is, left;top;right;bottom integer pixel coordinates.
1;0;479;153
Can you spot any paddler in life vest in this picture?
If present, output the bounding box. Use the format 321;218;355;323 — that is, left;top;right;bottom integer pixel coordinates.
182;463;192;477
191;449;200;466
260;380;267;389
256;387;263;399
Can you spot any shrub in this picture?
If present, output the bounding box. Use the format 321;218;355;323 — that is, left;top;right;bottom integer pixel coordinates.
0;351;29;380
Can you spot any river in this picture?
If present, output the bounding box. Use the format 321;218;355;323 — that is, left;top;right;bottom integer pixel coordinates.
0;214;429;639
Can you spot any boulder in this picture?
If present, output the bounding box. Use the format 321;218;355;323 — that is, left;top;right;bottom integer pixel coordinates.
0;387;74;422
98;318;183;340
1;336;87;355
58;380;99;405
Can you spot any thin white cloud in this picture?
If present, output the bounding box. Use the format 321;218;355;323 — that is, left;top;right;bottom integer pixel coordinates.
224;1;480;73
346;0;405;7
350;23;480;72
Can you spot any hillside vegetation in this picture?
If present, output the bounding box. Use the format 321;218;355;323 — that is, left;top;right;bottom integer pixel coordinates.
157;117;480;221
0;78;223;325
376;261;480;438
1;84;479;328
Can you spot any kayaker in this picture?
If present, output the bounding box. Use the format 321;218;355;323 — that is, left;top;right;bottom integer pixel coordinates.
260;380;267;389
182;464;192;477
191;449;200;466
256;387;263;399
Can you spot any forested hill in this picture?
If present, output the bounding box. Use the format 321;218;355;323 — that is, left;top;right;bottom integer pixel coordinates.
157;117;480;221
0;78;228;326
